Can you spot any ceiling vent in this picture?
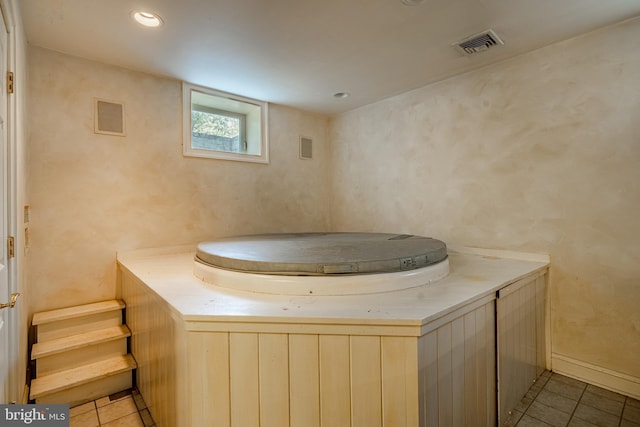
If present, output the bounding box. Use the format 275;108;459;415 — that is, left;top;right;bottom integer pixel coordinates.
454;29;504;56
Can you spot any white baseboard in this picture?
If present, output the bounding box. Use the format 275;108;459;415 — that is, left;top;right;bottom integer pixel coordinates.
552;353;640;399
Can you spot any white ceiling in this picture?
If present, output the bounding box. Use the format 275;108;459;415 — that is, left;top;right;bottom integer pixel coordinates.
21;0;640;115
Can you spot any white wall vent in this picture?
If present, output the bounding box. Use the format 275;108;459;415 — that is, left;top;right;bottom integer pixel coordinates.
454;29;504;56
94;98;126;136
299;136;313;160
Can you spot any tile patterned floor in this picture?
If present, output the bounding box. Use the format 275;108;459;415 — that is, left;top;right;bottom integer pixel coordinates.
67;373;640;427
505;371;640;427
69;389;155;427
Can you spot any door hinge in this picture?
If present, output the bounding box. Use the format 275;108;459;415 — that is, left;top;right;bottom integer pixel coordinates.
7;236;15;258
7;71;14;94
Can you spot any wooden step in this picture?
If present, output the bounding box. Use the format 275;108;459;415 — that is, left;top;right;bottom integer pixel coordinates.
36;339;129;377
31;325;131;360
32;299;125;326
33;300;125;342
30;354;137;400
34;371;133;406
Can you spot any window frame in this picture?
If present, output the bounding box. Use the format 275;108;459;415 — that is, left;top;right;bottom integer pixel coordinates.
182;82;269;164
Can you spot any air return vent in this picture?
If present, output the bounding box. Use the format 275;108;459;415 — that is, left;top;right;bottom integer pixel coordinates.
454;29;504;56
94;98;126;136
299;136;313;160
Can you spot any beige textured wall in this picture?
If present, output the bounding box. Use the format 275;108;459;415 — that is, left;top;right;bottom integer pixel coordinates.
329;18;640;379
27;47;330;313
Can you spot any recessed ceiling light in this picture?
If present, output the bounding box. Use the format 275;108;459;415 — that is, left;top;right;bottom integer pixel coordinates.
401;0;424;5
333;92;350;99
131;10;164;28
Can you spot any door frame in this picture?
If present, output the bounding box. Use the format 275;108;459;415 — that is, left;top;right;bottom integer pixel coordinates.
0;0;22;404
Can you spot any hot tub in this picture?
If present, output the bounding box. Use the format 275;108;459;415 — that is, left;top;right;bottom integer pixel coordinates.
118;241;549;427
193;232;450;295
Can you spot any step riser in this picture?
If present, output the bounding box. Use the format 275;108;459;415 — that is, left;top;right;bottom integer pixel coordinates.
35;372;133;407
37;311;123;342
37;340;128;376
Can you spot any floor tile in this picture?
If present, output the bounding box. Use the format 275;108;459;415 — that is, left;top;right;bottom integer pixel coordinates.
535;375;551;388
567;417;599;427
69;409;99;427
573;403;620;427
544;378;585;401
514;396;534;413
70;401;96;417
94;396;112;408
517;414;555;427
505;410;524;426
140;408;155;426
584;385;626;403
97;396;139;425
133;393;147;410
63;388;154;427
580;390;624;416
551;374;587;389
515;373;640;427
95;391;132;408
529;380;547;394
101;412;145;427
535;389;579;414
624;404;640;423
525;401;572;427
527;388;544;400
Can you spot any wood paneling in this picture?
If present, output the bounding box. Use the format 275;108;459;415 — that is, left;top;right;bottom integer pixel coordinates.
419;330;439;427
535;275;547;376
497;274;547;425
259;334;290;427
418;300;496;427
121;273;180;426
382;337;419;427
319;335;351;425
350;336;382;427
189;332;230;427
229;333;260;427
463;312;477;427
289;334;320;427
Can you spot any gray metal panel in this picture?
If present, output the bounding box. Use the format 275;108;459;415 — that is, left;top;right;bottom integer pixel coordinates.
195;232;447;275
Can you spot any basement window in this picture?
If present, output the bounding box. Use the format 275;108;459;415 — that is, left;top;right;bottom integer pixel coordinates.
182;83;269;163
